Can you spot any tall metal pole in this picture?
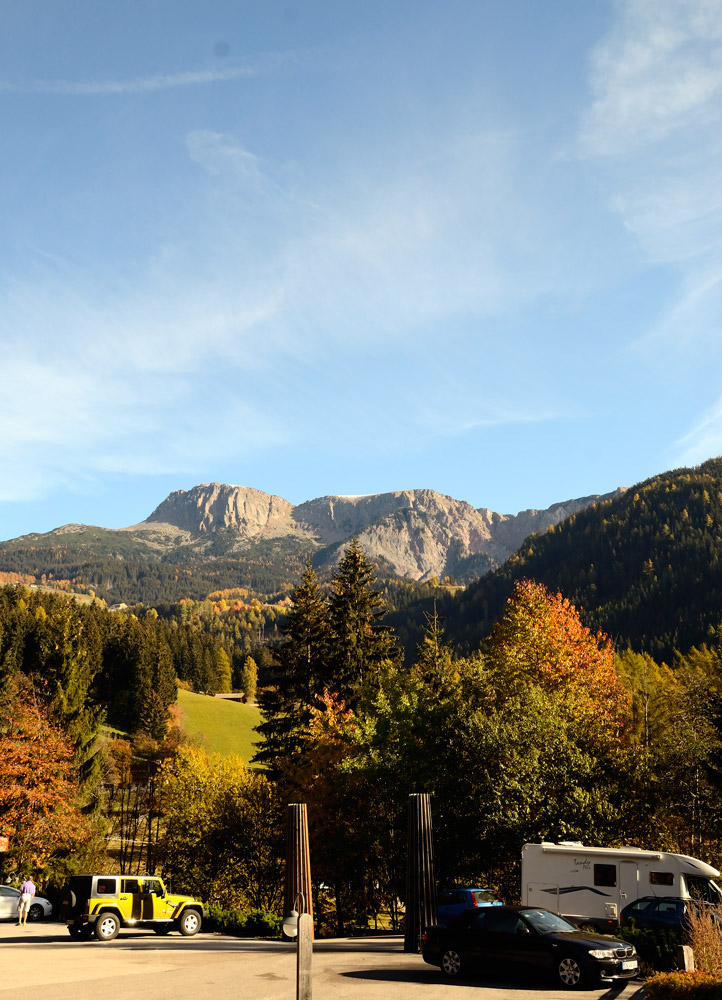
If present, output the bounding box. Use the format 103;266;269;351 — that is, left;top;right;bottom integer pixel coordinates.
404;793;437;953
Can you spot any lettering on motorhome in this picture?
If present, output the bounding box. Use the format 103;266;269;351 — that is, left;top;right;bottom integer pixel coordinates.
574;859;592;871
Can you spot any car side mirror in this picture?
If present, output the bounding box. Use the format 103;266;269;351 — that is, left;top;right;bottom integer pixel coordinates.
517;925;530;935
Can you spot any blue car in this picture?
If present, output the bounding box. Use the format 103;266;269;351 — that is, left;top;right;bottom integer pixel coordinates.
436;887;502;925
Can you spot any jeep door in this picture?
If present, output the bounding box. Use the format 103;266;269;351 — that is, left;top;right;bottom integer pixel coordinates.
120;878;143;920
142;878;174;920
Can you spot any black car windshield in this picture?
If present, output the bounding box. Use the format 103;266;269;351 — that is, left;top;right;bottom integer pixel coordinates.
521;909;578;934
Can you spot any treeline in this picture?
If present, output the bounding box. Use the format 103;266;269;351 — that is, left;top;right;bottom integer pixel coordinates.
6;540;722;937
261;567;722;930
0;536;316;605
421;457;722;661
0;586;276;735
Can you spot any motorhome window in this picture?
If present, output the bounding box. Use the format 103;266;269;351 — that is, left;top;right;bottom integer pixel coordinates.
594;864;616;887
650;872;674;886
685;876;722;903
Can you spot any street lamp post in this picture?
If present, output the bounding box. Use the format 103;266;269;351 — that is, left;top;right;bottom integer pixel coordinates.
283;891;312;1000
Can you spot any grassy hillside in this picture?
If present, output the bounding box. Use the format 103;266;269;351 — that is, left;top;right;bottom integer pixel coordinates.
176;688;262;763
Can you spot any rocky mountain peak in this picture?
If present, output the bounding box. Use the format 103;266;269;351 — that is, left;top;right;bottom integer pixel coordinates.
145;482;296;537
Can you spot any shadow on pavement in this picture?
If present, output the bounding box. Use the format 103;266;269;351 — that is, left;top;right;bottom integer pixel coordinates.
341;967;646;995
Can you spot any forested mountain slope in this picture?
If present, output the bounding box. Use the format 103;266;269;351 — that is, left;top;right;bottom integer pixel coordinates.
428;458;722;660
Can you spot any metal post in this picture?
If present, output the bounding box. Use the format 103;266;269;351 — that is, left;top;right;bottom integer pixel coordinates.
297;911;313;1000
404;793;437;952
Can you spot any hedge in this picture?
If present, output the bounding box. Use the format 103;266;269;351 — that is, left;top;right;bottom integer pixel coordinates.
645;971;722;999
205;904;282;938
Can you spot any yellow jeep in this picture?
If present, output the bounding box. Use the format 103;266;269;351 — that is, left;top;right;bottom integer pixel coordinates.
65;874;206;942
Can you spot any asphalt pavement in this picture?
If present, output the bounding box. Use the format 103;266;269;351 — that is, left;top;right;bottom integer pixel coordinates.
0;920;646;1000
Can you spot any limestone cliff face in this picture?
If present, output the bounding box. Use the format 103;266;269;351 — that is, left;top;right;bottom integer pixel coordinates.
293;491;508;580
138;483;623;583
144;483;303;539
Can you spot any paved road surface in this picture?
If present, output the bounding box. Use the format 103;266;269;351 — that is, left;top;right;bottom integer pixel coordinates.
0;921;646;1000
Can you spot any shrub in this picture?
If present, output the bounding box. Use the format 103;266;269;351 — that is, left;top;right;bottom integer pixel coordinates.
687;905;722;977
206;903;282;938
618;925;681;972
645;971;722;999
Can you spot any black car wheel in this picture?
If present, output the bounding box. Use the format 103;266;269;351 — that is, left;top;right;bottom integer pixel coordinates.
441;948;463;978
557;955;584;988
27;903;44;922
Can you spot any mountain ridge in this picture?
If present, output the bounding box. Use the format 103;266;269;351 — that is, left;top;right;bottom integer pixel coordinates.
6;481;625;587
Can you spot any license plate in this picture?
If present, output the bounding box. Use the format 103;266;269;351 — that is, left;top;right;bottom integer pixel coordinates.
621;960;638;971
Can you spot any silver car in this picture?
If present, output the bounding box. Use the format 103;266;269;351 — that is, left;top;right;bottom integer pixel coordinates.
0;884;53;922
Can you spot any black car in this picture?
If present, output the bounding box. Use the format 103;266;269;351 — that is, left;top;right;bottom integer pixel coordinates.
422;904;639;989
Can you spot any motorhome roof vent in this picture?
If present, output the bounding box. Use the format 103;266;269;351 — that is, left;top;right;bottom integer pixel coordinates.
558;841;584;847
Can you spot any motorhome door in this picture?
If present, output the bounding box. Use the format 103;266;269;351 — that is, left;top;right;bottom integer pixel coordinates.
619;861;639;910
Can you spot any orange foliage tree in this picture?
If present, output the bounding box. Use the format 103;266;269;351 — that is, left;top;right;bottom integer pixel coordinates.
487;579;629;735
0;679;92;873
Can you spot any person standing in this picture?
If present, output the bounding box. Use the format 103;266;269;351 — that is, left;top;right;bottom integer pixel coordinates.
17;876;36;926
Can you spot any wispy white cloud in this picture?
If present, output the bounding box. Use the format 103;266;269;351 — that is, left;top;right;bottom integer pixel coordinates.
0;112;559;502
674;397;722;465
0;65;257;96
580;0;722;157
577;0;722;465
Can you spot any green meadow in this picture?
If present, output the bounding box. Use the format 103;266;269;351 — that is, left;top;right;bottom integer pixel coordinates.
176;688;262;763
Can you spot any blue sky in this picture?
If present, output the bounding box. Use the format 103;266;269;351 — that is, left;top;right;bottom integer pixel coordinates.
2;0;722;539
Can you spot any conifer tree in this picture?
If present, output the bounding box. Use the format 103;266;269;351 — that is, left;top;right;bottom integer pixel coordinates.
254;561;332;769
327;539;401;703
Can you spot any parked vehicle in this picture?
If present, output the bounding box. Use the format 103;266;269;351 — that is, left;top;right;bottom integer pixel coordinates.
422;904;638;988
0;884;52;922
620;895;718;934
64;874;206;941
521;841;721;932
436;887;502;925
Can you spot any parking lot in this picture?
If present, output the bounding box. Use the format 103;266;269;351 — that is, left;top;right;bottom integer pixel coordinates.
0;921;646;999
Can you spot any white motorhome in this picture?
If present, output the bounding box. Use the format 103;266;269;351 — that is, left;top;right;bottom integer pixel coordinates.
521;842;722;931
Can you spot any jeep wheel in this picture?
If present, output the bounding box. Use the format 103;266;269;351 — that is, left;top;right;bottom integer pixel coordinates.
178;909;201;936
94;913;120;942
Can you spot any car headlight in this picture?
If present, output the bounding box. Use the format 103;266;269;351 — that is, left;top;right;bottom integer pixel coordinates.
588;949;616;960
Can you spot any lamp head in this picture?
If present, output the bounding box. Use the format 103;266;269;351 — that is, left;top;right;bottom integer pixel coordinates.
282;908;299;939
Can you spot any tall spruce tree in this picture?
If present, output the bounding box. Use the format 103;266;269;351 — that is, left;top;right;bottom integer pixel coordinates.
327;538;401;704
254;560;333;770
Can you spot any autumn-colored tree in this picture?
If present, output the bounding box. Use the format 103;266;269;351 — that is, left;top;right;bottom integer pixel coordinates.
0;677;92;874
486;579;629;734
159;746;283;909
240;655;258;701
